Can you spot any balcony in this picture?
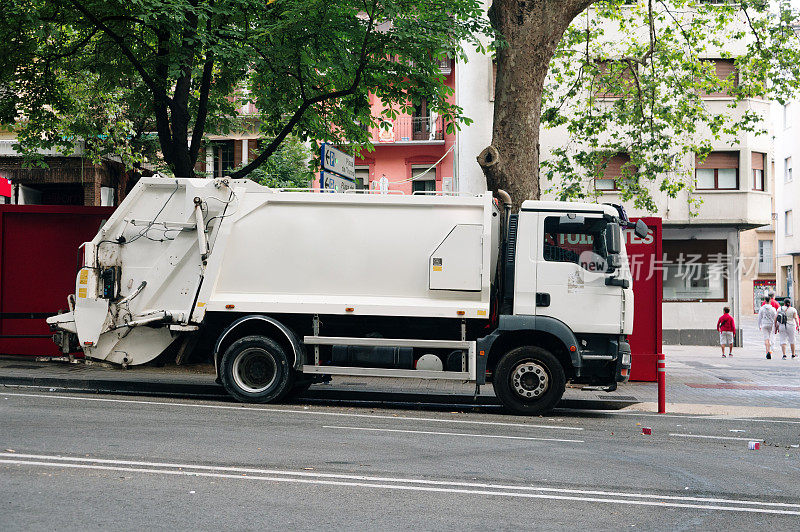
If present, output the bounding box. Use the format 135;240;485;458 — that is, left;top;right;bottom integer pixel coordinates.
0;139;84;157
371;116;445;145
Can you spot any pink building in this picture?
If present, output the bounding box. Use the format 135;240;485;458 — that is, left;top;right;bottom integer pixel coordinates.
317;59;456;194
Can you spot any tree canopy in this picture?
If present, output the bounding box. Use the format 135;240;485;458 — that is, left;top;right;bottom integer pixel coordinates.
540;0;800;213
482;0;800;211
0;0;490;177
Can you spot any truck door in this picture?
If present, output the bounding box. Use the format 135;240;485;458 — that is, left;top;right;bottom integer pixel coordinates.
529;214;622;334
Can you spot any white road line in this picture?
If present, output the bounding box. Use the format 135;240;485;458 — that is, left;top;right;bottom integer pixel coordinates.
559;409;800;425
669;433;764;442
3;453;800;509
1;457;798;515
322;425;584;443
0;391;582;431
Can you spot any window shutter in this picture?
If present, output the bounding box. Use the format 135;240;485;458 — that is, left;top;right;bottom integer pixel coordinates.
696;151;738;169
715;59;737;84
751;152;765;170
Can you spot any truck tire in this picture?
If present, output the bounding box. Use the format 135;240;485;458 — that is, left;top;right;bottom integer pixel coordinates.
220;335;294;403
493;346;566;415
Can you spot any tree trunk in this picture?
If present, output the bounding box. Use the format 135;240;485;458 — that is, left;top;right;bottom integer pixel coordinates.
479;0;596;211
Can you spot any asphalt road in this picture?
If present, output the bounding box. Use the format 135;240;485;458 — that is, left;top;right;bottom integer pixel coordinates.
1;388;799;530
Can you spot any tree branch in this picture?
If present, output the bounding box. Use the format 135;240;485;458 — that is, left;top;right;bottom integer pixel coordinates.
66;0;159;96
229;0;379;178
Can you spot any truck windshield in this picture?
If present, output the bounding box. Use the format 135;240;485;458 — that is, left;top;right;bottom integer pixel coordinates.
543;216;610;273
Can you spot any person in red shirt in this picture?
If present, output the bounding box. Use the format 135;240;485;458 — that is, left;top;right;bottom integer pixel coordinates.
717;307;735;358
769;295;780;311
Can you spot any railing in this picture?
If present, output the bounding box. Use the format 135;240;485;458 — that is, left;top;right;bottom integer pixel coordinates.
372;116;444;143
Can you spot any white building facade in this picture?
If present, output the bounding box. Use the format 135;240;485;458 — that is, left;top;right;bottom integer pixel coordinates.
454;1;775;344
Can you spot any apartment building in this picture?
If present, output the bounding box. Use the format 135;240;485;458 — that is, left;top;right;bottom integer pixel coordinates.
774;100;800;305
454;1;775;344
311;58;457;194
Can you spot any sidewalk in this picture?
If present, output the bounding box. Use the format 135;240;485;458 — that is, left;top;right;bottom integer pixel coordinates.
0;322;797;416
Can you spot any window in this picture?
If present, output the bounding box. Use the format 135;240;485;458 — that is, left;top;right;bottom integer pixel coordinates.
695;151;738;190
411;165;436;193
411;98;430;141
596;153;635;191
594;60;635;98
543;216;610;273
662;239;727;302
752;152;765;191
699;59;738;97
758;240;774;274
786;210;794;237
785;157;793;183
212;140;235;178
354;166;369;190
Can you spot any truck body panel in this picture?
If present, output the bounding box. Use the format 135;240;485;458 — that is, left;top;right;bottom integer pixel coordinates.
47;176;641;414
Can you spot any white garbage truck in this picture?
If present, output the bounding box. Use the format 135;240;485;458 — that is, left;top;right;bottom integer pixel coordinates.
47;176;648;414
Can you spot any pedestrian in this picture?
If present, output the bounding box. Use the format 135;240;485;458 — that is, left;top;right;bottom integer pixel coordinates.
757;296;777;359
717;306;735;358
769;293;780;310
774;298;798;359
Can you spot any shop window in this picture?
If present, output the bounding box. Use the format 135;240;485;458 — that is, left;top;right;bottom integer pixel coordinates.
662;239;727;302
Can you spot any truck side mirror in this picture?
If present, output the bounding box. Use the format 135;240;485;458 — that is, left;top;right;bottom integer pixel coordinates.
634;219;649;239
557;214;585;231
605;222;621;255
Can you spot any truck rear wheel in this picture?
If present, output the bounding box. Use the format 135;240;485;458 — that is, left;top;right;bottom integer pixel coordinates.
493;346;565;415
220;335;293;403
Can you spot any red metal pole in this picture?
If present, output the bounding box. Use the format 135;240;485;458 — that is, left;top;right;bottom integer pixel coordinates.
657;353;666;413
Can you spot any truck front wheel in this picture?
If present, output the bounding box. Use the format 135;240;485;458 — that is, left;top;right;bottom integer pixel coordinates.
220;335;293;403
493;346;566;415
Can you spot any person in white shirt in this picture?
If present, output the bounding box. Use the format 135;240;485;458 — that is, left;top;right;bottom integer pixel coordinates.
774;299;799;359
757;297;777;359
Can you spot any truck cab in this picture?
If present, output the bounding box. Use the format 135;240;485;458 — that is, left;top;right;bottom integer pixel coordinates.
476;200;643;414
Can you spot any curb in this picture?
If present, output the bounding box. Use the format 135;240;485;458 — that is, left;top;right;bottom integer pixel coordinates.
0;375;639;410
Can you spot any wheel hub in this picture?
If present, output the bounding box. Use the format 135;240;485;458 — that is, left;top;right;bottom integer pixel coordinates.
232;348;277;393
511;361;549;399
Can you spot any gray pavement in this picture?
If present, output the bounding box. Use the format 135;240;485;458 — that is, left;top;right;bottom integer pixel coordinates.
2;321;799;530
1;388;799;530
1;321;798;416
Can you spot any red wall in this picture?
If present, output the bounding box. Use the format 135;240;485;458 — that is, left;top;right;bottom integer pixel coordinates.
0;205;114;356
626;217;663;381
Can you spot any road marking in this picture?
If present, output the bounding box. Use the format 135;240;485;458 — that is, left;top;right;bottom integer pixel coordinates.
322;425;584;443
0;391;582;431
669;433;764;442
4;453;800;509
558;408;800;425
1;454;798;515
